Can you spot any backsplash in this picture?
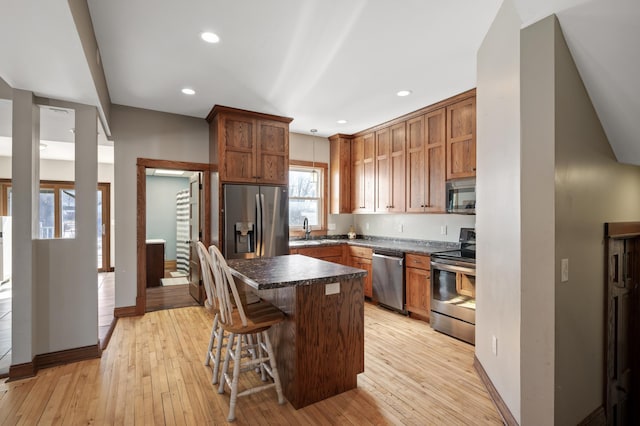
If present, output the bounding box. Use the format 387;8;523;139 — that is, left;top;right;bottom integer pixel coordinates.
328;213;475;243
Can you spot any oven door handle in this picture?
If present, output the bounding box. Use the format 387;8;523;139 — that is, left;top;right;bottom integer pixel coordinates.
432;263;475;275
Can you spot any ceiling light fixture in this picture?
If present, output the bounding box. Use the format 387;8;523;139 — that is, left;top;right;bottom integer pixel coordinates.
310;129;318;183
155;169;185;176
396;90;412;97
181;88;196;95
201;32;220;43
337;119;347;124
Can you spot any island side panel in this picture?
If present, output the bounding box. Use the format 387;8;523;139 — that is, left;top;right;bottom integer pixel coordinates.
257;284;298;403
294;276;364;408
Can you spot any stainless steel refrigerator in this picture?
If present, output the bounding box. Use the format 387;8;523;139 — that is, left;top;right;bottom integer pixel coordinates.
223;184;289;259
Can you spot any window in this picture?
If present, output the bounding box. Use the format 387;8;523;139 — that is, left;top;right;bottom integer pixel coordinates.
289;161;327;234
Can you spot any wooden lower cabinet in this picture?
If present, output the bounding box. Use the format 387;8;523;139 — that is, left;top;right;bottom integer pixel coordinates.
404;253;430;320
348;246;373;299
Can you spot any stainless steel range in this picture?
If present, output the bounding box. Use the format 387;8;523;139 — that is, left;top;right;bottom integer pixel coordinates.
430;228;476;344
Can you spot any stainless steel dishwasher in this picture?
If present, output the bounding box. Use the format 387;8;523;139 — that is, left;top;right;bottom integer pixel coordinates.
372;249;405;313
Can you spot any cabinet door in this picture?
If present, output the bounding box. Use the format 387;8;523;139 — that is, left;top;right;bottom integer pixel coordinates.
405;266;430;319
375;127;390;212
425;109;446;212
221;114;256;183
446;97;476;179
351;136;364;212
389;122;406;212
352;257;373;298
257;120;289;185
330;136;351;214
406;115;426;212
362;132;375;212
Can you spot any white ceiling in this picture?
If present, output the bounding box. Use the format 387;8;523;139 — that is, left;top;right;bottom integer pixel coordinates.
0;0;638;164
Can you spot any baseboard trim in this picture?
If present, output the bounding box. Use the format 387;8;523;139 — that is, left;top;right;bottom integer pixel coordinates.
100;317;118;350
114;305;138;318
578;406;606;425
474;355;519;426
8;361;36;381
8;343;101;381
36;343;101;370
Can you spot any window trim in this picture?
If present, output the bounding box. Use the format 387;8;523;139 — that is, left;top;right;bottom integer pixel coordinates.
289;160;328;237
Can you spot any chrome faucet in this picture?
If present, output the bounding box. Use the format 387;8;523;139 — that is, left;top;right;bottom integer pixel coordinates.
303;217;311;240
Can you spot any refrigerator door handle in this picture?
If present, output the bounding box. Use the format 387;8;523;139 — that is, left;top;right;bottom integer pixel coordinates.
255;193;263;257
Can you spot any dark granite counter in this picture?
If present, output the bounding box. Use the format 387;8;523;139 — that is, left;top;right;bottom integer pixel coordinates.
288;236;458;256
227;254;367;290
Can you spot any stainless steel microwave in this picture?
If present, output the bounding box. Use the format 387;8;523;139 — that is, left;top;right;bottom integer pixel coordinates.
446;179;476;214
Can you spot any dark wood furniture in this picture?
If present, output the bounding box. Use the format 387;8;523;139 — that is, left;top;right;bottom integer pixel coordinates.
145;240;164;288
227;255;366;409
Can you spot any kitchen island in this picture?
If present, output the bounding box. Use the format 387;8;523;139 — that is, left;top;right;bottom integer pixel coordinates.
227;254;366;409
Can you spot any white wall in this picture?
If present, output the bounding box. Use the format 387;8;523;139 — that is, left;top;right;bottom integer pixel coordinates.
352;213;474;242
111;105;208;308
476;0;523;421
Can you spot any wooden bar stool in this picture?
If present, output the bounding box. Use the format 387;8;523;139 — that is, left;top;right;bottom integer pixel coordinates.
209;245;286;421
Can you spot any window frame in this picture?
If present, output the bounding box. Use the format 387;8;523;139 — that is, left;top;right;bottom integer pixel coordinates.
288;160;328;237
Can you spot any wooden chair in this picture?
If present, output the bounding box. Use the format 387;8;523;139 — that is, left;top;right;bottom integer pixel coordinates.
208;244;286;421
196;241;225;385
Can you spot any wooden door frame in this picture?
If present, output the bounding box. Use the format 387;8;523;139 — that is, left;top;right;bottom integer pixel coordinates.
135;158;212;315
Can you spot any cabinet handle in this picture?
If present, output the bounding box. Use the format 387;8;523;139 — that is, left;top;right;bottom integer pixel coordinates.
472;168;476;172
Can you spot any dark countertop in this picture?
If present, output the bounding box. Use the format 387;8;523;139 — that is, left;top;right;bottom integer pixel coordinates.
227;254;367;290
289;237;458;256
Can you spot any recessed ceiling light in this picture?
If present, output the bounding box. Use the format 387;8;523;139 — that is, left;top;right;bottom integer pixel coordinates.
396;90;412;97
336;120;347;124
201;32;220;43
310;129;318;134
181;88;196;95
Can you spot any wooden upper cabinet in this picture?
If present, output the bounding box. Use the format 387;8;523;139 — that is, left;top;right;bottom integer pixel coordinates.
374;127;390;212
352;132;375;213
207;106;292;185
329;134;352;214
446;97;476;180
406;109;446;213
375;124;406;212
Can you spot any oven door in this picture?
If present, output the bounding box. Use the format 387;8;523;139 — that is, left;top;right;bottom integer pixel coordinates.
430;261;476;324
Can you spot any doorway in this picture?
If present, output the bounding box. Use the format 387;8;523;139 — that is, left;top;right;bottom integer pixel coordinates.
605;222;640;425
135;158;211;315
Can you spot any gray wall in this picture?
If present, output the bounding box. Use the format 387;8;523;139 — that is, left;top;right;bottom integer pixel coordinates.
145;175;189;261
476;0;523;421
553;16;640;425
111;105;208;308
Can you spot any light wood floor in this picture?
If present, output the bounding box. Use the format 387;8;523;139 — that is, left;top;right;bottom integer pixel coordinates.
0;304;502;425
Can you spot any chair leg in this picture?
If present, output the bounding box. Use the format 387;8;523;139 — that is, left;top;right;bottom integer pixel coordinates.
263;331;285;405
204;314;218;366
256;332;267;381
212;323;224;385
219;332;235;394
228;334;244;422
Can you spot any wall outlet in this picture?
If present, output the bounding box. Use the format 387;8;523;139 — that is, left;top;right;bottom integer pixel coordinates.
325;282;340;295
440;225;447;235
561;258;569;282
397;224;403;233
492;335;498;356
365;222;369;231
328;223;336;231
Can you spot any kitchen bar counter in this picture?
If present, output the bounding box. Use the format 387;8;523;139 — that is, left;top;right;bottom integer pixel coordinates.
227;255;366;409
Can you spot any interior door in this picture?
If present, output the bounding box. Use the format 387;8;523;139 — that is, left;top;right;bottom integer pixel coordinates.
188;173;203;302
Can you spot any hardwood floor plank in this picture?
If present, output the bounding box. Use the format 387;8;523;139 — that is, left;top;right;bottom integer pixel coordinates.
0;303;502;425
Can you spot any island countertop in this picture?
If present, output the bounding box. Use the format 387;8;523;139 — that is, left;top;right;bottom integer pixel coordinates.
227;254;367;290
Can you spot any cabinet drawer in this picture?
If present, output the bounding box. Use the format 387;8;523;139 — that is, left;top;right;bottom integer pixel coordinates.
405;253;430;270
349;246;372;259
297;245;344;259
